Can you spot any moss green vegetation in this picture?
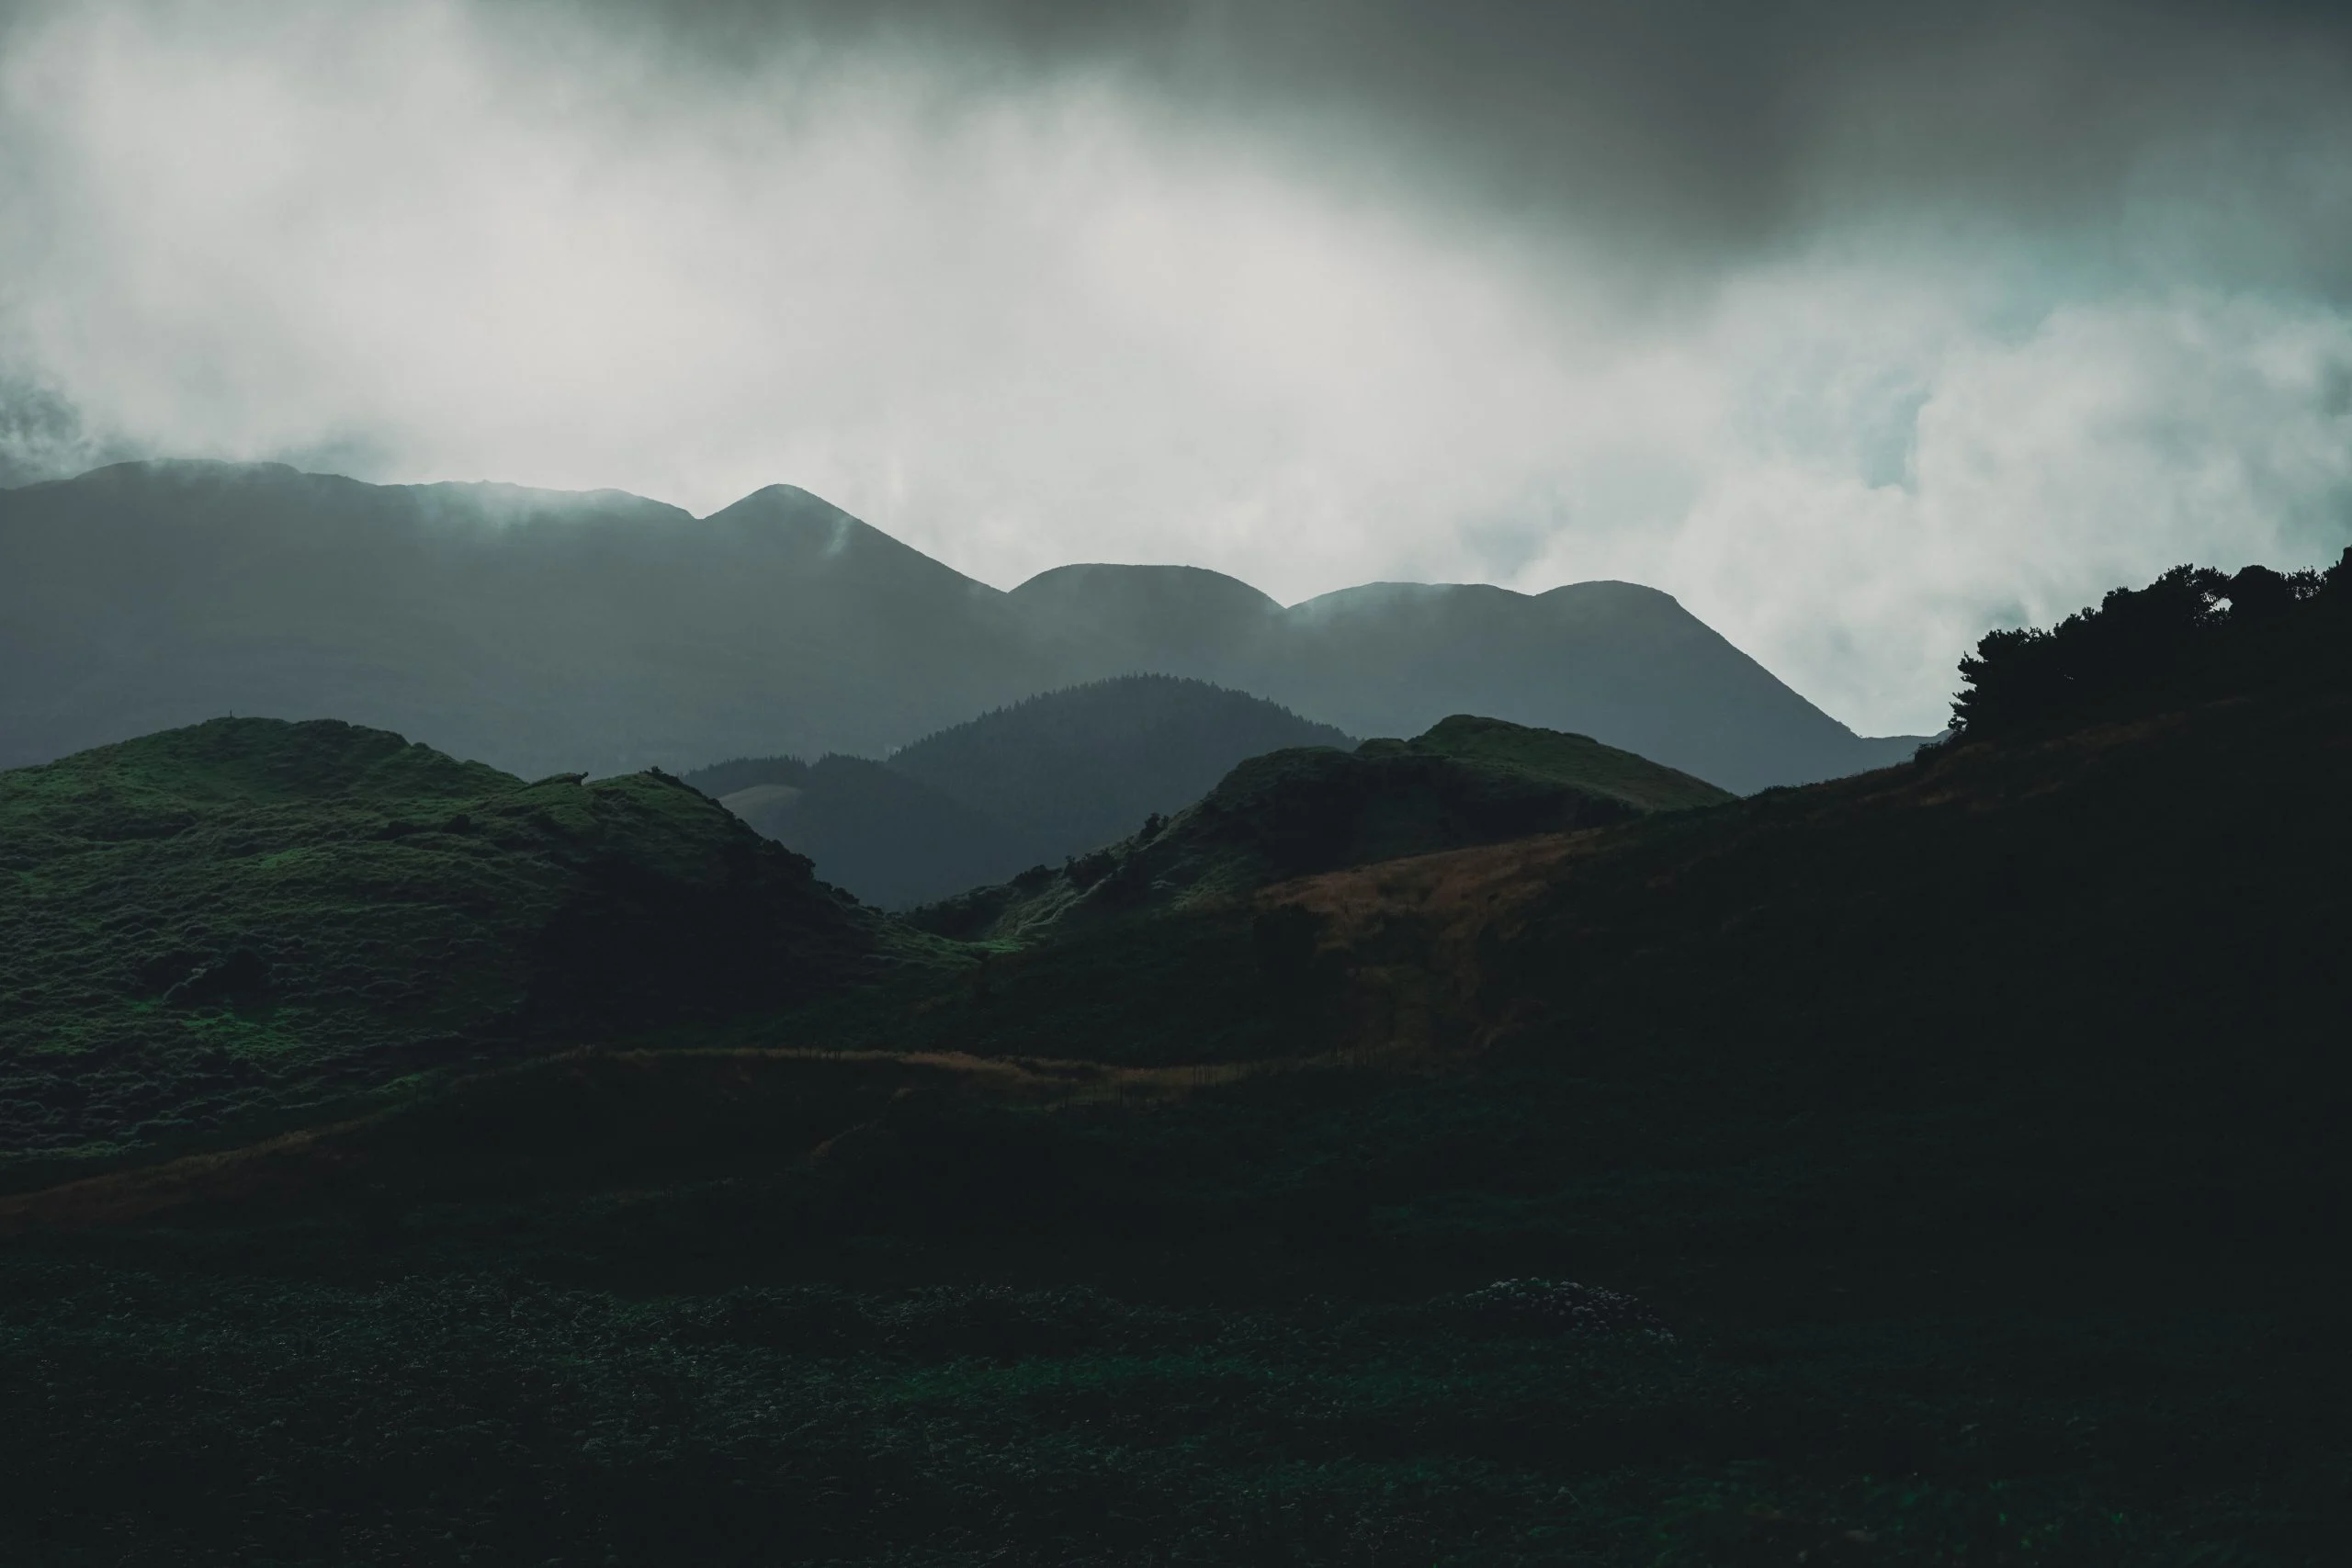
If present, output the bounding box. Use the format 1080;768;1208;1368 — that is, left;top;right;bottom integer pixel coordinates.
0;717;893;1181
1373;712;1736;810
1;570;2348;1564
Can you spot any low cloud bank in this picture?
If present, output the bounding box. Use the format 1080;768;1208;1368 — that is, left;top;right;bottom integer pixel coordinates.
1;0;2346;732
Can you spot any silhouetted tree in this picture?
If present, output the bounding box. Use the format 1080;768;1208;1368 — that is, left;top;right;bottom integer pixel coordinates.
1951;551;2350;739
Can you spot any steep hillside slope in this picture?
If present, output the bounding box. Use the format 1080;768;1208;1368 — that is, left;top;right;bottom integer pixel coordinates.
1276;578;1917;791
913;715;1722;941
1281;689;2351;1077
3;461;1914;789
0;717;891;1179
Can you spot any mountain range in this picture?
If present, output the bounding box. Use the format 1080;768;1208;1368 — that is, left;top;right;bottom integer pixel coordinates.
0;460;1925;793
2;558;2346;1562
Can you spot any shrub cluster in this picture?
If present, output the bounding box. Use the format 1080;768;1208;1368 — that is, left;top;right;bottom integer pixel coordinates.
1950;551;2352;739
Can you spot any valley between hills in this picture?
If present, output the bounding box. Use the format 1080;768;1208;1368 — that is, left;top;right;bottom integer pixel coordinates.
0;529;2346;1564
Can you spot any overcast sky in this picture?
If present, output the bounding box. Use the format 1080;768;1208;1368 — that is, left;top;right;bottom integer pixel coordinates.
3;0;2348;733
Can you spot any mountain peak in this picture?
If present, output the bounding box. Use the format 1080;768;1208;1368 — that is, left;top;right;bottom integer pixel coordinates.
701;484;1001;591
2;463;1924;788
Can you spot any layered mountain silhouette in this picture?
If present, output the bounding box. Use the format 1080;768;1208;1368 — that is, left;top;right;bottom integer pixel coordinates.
0;460;1923;791
5;563;2349;1565
915;714;1733;940
683;675;1352;906
690;754;1012;910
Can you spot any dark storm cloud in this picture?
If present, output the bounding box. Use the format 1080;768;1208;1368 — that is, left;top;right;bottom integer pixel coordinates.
1;0;2347;735
568;0;2352;279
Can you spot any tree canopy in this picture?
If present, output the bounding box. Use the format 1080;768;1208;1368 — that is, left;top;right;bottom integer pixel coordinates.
1951;550;2352;739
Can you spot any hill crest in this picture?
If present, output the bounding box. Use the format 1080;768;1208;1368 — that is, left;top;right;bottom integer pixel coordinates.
0;716;893;1178
912;713;1726;941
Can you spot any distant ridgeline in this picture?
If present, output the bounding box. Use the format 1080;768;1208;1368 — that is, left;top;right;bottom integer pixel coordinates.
1946;553;2352;741
679;675;1352;908
0;460;1924;792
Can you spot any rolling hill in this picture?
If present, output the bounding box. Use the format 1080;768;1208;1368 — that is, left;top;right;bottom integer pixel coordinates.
912;714;1734;941
887;674;1356;855
0;716;899;1180
0;459;1922;791
0;563;2345;1564
681;675;1354;906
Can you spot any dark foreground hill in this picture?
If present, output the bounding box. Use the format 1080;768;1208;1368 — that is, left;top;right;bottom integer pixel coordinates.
0;459;1919;790
0;717;895;1181
0;565;2346;1565
915;713;1732;941
683;676;1352;907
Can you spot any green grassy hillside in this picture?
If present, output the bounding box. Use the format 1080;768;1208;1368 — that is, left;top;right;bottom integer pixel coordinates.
1374;712;1736;809
2;565;2349;1565
0;717;894;1181
2;677;2346;1565
913;715;1716;941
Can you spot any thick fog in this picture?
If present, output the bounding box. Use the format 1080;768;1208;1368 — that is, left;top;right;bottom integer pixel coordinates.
2;0;2348;733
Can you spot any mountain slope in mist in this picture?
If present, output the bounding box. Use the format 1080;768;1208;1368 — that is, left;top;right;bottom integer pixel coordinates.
706;755;1012;912
683;675;1352;907
887;675;1355;861
0;460;1921;790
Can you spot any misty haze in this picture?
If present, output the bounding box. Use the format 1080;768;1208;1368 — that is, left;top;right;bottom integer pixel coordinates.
1;3;2348;1564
